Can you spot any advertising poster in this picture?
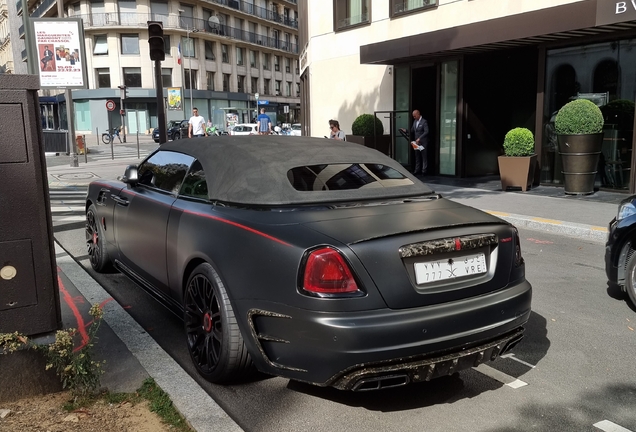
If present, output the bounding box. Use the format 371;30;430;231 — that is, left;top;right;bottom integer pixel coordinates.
32;19;87;89
168;87;183;110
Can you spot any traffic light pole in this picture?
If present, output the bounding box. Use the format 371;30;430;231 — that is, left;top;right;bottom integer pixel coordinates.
147;20;166;144
155;59;166;144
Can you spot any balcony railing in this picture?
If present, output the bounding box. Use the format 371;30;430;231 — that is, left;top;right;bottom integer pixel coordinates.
79;13;300;54
30;0;55;18
207;0;298;29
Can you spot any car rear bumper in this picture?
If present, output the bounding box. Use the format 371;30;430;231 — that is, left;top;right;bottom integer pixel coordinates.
239;279;532;387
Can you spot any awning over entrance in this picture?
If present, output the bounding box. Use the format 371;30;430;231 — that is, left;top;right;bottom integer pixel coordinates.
360;0;636;64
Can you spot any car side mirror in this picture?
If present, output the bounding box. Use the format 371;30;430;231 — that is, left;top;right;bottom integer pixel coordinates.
121;165;138;185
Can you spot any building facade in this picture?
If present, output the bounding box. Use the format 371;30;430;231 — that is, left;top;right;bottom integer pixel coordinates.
300;0;636;193
17;0;300;134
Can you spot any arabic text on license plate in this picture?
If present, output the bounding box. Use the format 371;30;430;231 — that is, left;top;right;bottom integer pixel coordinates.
414;253;487;285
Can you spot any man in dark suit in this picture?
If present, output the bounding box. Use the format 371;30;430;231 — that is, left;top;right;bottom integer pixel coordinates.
41;45;53;71
411;109;429;175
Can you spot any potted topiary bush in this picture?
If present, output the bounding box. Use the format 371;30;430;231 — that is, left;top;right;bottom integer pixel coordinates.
497;127;537;192
347;114;390;155
555;99;605;195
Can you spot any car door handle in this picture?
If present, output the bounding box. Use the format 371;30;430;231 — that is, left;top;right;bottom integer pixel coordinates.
112;195;129;206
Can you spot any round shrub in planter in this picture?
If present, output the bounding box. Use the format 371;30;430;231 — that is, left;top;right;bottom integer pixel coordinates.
503;127;535;157
554;99;604;135
348;114;389;154
351;114;384;136
554;99;605;195
498;127;537;192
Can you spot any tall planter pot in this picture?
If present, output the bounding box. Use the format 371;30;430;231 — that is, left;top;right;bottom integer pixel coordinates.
557;133;603;195
498;155;537;192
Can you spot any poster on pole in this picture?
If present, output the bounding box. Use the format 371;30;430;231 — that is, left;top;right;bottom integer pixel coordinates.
167;87;183;110
30;18;88;89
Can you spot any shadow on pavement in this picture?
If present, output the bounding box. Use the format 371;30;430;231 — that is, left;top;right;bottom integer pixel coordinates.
485;383;636;432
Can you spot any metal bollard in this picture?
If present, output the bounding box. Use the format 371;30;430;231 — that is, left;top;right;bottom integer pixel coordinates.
83;135;88;163
136;131;140;159
96;127;99;145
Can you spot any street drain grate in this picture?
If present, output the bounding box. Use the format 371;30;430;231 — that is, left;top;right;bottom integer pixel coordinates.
51;172;100;180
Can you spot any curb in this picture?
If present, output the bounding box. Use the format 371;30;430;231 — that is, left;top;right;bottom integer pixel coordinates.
54;242;244;432
485;210;608;243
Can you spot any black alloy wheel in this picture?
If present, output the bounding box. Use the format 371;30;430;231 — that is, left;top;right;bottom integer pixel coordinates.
174;133;180;140
625;252;636;307
86;204;112;272
184;263;253;383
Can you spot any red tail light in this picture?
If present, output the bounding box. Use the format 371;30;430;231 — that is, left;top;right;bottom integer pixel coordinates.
302;247;360;295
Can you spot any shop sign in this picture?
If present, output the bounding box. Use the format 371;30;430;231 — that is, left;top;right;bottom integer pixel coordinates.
597;0;636;26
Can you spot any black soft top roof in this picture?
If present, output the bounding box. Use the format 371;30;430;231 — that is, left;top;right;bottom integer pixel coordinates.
160;136;433;205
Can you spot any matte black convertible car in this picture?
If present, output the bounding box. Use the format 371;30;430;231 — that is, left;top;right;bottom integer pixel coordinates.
85;136;532;391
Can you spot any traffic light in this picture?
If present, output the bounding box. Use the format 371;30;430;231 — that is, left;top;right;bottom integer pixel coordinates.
118;85;128;100
147;21;165;61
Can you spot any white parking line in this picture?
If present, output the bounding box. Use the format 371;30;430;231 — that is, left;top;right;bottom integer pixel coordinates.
474;364;528;388
500;353;536;368
594;420;633;432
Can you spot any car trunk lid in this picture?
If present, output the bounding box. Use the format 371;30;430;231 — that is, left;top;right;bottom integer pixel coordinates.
303;199;516;309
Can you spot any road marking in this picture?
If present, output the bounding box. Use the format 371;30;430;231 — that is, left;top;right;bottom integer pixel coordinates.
532;217;562;224
486;210;510;217
50;206;85;213
474;364;528;388
56;216;86;222
500;353;536;368
593;420;633;432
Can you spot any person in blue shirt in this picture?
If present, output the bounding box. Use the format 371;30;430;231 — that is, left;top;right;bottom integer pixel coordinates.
257;108;272;135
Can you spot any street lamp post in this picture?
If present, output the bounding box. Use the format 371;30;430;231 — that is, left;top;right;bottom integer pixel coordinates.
186;27;199;112
178;10;198;113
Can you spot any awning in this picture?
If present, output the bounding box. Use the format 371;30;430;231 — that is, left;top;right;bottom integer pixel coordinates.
360;0;636;65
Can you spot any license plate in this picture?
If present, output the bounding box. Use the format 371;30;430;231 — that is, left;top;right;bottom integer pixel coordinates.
414;253;487;284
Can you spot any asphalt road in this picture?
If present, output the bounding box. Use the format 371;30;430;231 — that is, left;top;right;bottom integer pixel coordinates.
50;193;636;432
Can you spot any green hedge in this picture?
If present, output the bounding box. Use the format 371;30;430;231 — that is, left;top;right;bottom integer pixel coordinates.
503;127;535;157
554;99;604;135
351;114;384;136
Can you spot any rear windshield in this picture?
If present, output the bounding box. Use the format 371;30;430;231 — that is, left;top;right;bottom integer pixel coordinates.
287;163;413;191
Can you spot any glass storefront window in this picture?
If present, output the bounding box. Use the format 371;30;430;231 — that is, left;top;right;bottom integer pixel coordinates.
543;39;636;190
439;61;458;175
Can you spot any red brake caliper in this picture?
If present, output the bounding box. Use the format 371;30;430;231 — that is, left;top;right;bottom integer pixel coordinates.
203;313;213;333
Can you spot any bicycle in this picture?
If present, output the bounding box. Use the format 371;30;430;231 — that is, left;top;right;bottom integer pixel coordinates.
101;127;122;145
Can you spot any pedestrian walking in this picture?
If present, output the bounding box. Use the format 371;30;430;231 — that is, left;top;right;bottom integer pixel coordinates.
188;107;208;138
257;108;272;135
328;120;346;141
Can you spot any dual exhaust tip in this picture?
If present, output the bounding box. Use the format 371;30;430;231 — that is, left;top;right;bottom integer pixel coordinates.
351;333;525;392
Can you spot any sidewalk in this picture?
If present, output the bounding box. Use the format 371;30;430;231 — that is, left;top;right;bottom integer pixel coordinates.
47;160;624;243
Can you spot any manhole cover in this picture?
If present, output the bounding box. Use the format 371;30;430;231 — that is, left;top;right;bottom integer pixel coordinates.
52;172;99;180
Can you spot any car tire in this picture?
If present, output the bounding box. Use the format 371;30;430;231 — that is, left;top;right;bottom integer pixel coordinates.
86;204;113;273
626;252;636;307
184;262;254;383
174;133;180;140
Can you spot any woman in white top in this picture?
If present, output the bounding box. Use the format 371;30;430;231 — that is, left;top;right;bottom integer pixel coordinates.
329;120;346;141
